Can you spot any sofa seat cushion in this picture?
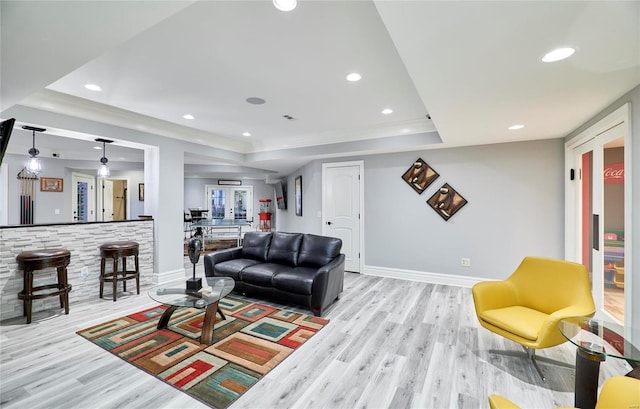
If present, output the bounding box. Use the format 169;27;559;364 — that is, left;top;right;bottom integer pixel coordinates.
241;263;293;287
215;259;260;280
272;267;318;295
479;306;549;341
267;232;303;266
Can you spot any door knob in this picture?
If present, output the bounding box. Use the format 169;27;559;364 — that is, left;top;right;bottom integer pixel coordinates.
327;221;332;225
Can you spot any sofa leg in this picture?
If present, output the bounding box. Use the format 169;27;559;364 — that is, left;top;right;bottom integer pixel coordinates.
311;308;322;317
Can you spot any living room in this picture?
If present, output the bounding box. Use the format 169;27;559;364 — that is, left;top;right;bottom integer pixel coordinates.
1;1;639;408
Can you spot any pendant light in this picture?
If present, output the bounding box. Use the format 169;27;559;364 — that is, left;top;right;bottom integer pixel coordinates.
22;125;45;175
95;138;113;178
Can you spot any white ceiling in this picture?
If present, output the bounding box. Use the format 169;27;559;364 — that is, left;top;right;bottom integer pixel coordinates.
2;0;639;178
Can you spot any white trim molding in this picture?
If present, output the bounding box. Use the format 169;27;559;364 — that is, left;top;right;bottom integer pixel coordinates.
363;265;492;288
153;268;186;285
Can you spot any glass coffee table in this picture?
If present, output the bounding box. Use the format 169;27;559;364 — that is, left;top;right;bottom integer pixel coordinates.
559;317;640;409
148;277;235;345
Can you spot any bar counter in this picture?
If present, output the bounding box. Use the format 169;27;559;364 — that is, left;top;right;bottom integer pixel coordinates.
0;219;154;322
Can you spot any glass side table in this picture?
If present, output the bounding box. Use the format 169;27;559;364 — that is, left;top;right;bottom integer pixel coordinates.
559;317;640;409
148;277;235;345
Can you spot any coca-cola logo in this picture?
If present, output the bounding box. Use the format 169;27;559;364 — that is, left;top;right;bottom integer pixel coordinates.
604;163;624;184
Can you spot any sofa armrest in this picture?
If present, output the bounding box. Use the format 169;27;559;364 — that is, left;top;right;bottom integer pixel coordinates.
310;254;345;313
204;247;242;277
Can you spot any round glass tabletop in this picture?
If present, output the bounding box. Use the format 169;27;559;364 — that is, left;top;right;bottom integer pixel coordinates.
148;276;235;309
559;317;640;362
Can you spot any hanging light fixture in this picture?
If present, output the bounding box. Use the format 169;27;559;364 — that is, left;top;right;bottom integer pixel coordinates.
22;125;45;175
95;138;113;178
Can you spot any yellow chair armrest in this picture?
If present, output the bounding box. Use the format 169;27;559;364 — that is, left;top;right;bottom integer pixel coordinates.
472;280;518;314
549;304;595;321
488;394;522;409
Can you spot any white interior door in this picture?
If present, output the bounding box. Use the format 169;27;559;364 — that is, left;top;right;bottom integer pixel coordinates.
323;161;363;273
568;107;632;336
71;173;95;222
99;179;114;221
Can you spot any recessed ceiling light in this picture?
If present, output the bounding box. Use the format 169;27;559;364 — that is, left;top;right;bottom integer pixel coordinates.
93;146;102;150
246;97;266;105
273;0;297;11
401;128;410;133
242;132;251;137
541;47;575;63
183;114;195;120
381;108;393;115
346;73;362;82
84;84;102;91
508;124;525;130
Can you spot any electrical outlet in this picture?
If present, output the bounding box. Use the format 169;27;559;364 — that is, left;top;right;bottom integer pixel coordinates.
80;267;89;280
461;258;471;267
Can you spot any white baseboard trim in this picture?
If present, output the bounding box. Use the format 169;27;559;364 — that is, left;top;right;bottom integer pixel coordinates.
152;268;186;285
363;265;489;288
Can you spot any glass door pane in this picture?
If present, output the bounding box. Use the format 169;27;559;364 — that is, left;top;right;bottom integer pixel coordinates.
603;138;625;322
76;181;88;222
210;189;226;219
233;189;248;220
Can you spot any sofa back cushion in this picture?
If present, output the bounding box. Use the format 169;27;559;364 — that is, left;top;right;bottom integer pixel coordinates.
242;232;272;261
267;232;303;266
298;234;342;268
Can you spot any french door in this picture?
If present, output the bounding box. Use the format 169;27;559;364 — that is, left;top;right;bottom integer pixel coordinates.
204;185;253;221
569;108;629;326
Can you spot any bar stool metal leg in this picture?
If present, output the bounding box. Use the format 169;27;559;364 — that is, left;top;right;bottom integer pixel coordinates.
24;270;33;324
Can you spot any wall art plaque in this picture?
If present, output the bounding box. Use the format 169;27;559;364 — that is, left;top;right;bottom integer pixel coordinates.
401;158;439;194
427;183;468;221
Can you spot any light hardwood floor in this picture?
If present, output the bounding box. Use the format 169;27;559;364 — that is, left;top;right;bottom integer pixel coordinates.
0;259;632;409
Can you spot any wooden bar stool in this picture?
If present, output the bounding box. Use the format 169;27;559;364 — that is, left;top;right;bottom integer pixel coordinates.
16;249;72;324
99;241;140;301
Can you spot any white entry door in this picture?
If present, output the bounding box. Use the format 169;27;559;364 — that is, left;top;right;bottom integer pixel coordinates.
323;161;363;273
98;179;114;221
71;173;95;222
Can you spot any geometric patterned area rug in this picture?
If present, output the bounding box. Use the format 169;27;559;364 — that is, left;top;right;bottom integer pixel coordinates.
77;297;329;408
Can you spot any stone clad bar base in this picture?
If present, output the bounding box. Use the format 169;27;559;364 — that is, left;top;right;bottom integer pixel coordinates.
0;220;154;322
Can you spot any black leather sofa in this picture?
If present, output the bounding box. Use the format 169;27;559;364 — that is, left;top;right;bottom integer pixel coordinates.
204;231;344;316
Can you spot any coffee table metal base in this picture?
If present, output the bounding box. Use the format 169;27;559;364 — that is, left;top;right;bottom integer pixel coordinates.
157;301;222;345
574;349;605;409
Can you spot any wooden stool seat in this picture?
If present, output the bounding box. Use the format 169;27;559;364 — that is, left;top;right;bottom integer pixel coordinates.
17;248;72;324
99;241;140;301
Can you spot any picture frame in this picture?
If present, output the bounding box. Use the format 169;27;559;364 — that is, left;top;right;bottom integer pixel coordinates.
427;183;468;221
295;175;302;216
40;177;63;192
139;183;144;201
401;158;439;194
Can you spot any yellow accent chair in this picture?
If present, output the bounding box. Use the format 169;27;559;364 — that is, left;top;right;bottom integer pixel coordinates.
488;375;640;409
472;256;596;379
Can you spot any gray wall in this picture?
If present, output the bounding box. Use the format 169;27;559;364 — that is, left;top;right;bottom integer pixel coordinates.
278;138;565;281
276;161;324;234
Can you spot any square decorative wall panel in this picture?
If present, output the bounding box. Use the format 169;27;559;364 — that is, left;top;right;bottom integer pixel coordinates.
401;158;439;194
427;183;468;221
